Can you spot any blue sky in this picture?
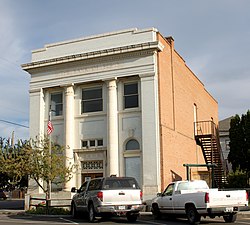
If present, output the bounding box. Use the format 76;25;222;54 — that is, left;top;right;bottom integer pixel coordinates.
0;0;250;141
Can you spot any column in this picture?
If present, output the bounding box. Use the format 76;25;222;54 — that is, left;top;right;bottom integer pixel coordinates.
107;79;119;176
140;73;161;199
64;85;75;191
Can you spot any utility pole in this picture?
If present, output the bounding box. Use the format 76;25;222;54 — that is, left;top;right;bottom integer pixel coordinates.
11;131;14;148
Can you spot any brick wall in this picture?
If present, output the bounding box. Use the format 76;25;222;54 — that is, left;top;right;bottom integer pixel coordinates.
157;33;218;190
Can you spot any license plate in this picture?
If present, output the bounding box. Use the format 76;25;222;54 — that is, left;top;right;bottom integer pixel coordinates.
225;207;233;212
118;205;126;210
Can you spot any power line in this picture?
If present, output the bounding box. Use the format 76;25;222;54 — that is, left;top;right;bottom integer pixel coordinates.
0;119;29;128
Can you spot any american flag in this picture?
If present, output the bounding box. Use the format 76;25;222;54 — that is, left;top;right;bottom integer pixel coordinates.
47;120;54;135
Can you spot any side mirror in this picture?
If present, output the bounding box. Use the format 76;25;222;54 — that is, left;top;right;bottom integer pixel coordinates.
157;192;162;197
71;187;77;193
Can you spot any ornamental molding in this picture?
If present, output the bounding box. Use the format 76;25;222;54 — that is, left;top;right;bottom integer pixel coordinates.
22;41;164;71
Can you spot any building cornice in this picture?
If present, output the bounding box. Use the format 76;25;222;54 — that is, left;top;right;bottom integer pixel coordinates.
22;41;164;71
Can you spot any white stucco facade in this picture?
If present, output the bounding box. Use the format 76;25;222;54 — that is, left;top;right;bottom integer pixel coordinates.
23;28;164;200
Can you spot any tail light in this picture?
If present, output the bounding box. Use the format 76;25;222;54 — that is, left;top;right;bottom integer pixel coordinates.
246;191;249;201
205;192;209;203
140;191;143;200
97;191;103;201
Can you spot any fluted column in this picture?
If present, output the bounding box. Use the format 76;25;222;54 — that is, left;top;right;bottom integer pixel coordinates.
64;85;75;191
107;79;119;176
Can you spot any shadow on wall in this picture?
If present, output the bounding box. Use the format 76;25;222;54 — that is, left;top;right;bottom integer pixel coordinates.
171;170;182;182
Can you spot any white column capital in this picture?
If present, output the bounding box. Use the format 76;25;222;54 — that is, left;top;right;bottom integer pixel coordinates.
64;85;74;96
139;72;155;79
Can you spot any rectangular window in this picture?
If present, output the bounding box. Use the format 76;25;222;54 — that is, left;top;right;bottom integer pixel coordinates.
124;83;138;109
82;87;103;113
89;140;95;147
81;139;103;149
51;93;63;116
97;139;103;147
81;140;88;148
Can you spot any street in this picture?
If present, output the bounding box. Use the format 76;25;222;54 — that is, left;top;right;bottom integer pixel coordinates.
0;213;250;225
0;200;250;225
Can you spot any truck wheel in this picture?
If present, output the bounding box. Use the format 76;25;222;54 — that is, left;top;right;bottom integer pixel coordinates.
223;213;237;223
127;214;138;222
152;204;162;219
71;203;78;218
88;203;96;223
186;205;201;225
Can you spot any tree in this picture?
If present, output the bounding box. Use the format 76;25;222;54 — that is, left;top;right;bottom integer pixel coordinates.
0;136;74;210
0;138;29;189
27;136;74;201
228;111;250;186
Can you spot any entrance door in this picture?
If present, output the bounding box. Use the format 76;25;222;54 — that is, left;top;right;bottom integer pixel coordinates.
82;173;103;183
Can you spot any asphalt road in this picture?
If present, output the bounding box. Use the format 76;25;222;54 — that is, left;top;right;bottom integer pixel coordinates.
0;200;249;225
0;213;250;225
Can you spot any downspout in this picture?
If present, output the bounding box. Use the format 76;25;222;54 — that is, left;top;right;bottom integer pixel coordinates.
169;37;176;131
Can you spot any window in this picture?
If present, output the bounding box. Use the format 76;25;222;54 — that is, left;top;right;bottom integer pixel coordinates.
79;181;88;193
124;83;138;109
82;87;103;113
81;139;104;149
81;141;88;148
125;157;141;186
88;179;102;191
89;140;95;147
126;139;140;150
163;184;174;196
51;93;63;116
97;139;103;146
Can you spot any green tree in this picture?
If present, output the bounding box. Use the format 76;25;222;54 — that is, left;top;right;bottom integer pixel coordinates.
228;111;250;186
0;138;29;189
0;136;74;210
27;136;73;200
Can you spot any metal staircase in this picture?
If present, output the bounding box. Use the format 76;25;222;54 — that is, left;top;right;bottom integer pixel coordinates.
194;121;228;188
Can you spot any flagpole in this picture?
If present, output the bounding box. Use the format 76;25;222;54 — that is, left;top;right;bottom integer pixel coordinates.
48;107;52;211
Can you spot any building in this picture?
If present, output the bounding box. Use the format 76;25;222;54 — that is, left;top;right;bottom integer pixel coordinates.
22;28;220;200
219;116;234;172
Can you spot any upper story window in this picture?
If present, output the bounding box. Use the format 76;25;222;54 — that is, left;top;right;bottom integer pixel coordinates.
82;87;103;113
125;139;140;150
51;92;63;116
124;82;138;109
81;139;104;149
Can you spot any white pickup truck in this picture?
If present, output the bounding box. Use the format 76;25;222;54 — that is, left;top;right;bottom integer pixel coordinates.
71;176;143;222
151;180;248;224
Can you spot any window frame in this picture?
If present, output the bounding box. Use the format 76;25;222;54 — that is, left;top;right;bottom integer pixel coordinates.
81;86;103;113
123;82;139;109
50;92;63;117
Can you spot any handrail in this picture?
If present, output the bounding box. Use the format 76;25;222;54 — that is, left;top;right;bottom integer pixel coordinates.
194;121;216;136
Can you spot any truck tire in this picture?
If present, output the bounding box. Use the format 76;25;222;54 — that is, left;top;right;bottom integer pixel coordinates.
71;202;78;218
152;204;162;219
88;203;96;223
186;205;201;225
223;213;237;223
127;213;138;222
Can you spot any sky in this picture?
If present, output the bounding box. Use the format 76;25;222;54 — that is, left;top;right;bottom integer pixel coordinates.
0;0;249;141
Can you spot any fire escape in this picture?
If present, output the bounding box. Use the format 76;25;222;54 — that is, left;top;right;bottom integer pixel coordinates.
194;121;228;188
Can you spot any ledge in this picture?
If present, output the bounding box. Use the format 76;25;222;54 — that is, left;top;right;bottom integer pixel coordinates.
22;41;164;71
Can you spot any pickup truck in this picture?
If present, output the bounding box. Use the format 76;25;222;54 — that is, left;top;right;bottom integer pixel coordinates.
71;176;143;222
151;180;248;224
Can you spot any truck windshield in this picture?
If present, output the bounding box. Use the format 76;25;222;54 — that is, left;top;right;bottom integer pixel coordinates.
103;178;140;190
